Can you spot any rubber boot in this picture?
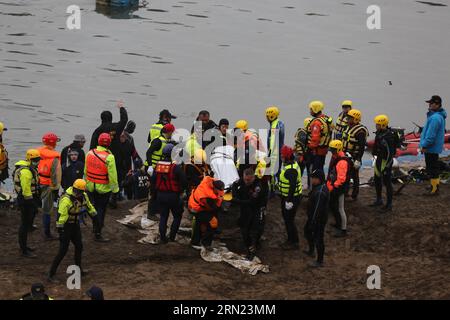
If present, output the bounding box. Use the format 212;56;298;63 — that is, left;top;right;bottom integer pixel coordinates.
425;178;440;196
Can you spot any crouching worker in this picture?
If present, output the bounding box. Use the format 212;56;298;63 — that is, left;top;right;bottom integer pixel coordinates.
188;176;225;249
231;168;269;261
153;144;187;243
48;179;99;283
327;140;351;238
304;170;329;268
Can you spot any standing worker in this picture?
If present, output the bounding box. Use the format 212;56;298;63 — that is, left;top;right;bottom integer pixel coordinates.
327;140;351;237
153;144;187;243
304;169;329;268
14;149;41;258
307;101;333;172
90;100;128;208
0;121;9;183
85;133;119;242
342;109;369;199
188;176;225;248
294;117;312;183
148;109;177;144
48;179;99;283
370;115;396;213
420;95;447;196
37;132;62;241
231;168;269;260
265;106;285;190
334;100;352;140
278;145;302;250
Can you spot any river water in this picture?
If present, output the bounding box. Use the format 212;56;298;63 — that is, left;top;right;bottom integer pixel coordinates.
1;0;449;163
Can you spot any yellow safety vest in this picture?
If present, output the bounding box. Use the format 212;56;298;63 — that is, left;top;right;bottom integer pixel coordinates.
342;124;369;156
185;134;202;159
278;162;302;197
335;112;348;135
151;136;169;168
13;165;39;196
149;123;164;144
307;115;333;147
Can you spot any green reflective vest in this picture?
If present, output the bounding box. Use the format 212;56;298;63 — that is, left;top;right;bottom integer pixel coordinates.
278;162;302;197
151;136;169;168
149;123;164;144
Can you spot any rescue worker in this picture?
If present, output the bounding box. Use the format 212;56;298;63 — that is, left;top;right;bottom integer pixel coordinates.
231;168;269;260
61;134;86;167
146;123;176;220
278;145;302;250
327;140;351;237
184;149;210;199
148;109;177;144
153;144;187;243
294;117;312;181
266;106;285;187
188;176;225;248
342;109;369;199
37;132;62;241
307;100;333;173
14;149;41;258
48;179;99;283
334;100;352;140
234;120;264;177
370;115;396;213
20;283;53;300
420;95;447;196
191;110;218;149
85;133;119;241
304;169;329;268
0;121;9;183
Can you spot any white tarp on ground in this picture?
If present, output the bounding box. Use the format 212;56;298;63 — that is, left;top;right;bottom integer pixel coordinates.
210;146;240;190
117;202;269;275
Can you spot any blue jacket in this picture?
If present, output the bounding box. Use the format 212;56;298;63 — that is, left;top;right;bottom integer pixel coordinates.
420;108;447;154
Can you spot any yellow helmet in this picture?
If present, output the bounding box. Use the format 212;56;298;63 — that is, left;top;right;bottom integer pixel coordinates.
193;149;206;164
73;179;87;191
342;100;353;107
374;114;389;129
26;149;40;161
0;122;6;134
235;120;248;131
309;100;324;114
347;109;362;123
265;106;279;122
303;117;312;129
329;140;343;152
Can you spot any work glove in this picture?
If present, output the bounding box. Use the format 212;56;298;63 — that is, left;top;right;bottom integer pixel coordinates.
147;166;154;177
354;160;361;170
285;202;294;210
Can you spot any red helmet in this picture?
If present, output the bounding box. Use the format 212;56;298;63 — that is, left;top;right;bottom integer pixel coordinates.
162;123;175;133
98;133;112;147
281;145;294;160
42;132;60;147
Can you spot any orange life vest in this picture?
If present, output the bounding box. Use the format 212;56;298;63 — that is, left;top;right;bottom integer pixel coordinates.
188;176;223;213
86;149;110;184
37;146;60;186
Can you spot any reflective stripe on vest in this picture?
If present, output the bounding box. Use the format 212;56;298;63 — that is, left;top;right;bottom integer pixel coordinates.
307;116;333;147
60;193;89;223
342;124;369;156
149;123;164;144
86;149;109;184
335;112;348;134
0;143;8;170
151;136;169;168
13;166;39;196
278;162;302;197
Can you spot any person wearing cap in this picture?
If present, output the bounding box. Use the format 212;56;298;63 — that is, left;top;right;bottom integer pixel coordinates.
61;134;86;168
145;123;176;220
420;95;447;196
0;121;9;183
231;168;269;260
48;179;99;283
14;149;41;258
334;100;352;140
61;149;84;191
38;132;62;241
86;286;104;300
188;176;225;248
85;133;119;242
148;109;176;144
152;144;187;243
278;145;302;250
20;283;53;300
303;169;329;268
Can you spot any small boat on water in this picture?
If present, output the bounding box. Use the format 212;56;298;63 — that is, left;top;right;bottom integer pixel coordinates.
97;0;139;7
